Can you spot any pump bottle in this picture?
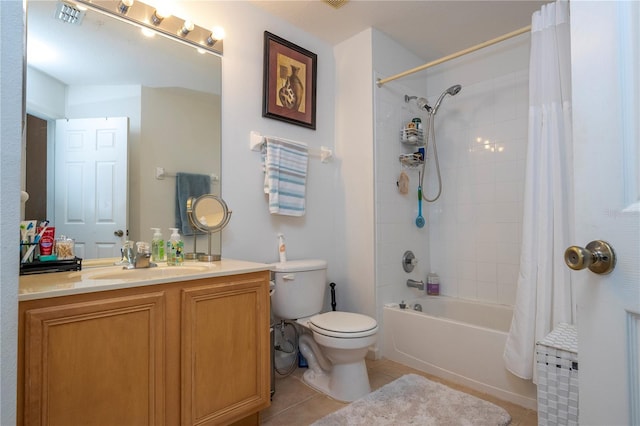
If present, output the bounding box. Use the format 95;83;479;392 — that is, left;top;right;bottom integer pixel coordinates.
151;228;165;262
166;228;184;266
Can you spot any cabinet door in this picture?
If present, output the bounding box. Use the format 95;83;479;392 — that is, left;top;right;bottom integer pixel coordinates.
181;275;270;426
23;292;165;426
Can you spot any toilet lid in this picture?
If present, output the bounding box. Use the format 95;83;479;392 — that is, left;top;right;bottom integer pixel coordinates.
309;311;378;338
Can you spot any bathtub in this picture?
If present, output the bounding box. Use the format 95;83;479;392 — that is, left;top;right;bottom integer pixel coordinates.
382;296;537;410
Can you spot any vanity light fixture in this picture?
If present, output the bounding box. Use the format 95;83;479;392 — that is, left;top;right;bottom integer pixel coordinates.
117;0;133;14
72;0;223;56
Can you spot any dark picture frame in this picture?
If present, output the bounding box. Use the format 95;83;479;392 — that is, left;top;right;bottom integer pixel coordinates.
263;31;317;130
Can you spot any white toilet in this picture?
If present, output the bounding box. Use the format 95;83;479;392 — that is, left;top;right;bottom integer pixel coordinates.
271;259;378;402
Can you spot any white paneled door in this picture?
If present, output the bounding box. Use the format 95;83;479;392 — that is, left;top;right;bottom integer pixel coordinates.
54;117;128;259
570;1;640;425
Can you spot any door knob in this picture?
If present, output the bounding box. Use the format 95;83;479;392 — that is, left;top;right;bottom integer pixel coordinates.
114;229;124;237
564;240;616;275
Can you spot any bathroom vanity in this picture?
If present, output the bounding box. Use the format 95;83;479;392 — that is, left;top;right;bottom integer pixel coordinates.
17;260;271;426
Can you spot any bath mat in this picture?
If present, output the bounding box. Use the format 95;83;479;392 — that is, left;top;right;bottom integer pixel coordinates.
311;373;511;426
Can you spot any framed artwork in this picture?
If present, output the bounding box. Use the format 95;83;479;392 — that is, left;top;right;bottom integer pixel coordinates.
263;31;317;130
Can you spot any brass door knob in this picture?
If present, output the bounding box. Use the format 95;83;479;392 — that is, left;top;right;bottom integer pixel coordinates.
564;240;616;275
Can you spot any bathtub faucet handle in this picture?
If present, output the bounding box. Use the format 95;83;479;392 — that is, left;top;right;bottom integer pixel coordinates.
402;250;418;273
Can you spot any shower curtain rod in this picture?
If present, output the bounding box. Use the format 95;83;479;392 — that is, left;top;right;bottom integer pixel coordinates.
376;25;531;87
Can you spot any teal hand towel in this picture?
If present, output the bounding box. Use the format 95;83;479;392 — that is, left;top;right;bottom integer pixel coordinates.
175;172;211;236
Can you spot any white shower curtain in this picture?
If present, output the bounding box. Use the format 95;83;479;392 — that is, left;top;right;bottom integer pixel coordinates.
503;0;574;381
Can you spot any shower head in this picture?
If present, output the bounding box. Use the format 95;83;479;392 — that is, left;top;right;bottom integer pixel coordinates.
405;94;432;112
432;84;462;115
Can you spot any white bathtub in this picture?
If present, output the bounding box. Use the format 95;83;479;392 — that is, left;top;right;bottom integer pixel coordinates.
383;296;537;410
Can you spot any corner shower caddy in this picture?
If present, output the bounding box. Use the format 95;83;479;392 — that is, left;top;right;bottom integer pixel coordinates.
399;126;426;168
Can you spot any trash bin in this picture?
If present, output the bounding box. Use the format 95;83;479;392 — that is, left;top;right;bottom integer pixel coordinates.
536;323;578;426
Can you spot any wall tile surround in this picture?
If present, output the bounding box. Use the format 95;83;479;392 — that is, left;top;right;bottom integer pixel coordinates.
374;34;530;312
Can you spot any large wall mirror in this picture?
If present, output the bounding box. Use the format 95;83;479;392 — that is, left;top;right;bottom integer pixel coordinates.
23;0;222;261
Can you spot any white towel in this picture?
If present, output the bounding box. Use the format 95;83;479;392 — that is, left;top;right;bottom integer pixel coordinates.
262;137;308;216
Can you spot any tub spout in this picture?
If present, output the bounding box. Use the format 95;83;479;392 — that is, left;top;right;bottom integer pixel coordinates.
407;279;425;291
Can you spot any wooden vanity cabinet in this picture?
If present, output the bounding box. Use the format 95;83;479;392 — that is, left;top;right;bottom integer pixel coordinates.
18;270;271;426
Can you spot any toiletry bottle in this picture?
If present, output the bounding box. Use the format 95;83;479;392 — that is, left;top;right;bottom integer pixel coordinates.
427;272;440;295
277;233;287;263
166;228;184;266
151;228;165;262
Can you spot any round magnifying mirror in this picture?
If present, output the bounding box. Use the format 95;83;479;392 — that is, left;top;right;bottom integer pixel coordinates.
187;194;231;261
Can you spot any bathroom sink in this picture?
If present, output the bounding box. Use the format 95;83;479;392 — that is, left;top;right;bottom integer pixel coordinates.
87;264;213;281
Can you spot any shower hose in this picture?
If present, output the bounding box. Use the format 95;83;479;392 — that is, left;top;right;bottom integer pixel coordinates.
420;110;443;203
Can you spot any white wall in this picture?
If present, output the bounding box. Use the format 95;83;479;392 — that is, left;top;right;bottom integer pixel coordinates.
371;32;530;329
176;2;341;309
0;1;22;423
424;34;530;305
333;29;376;318
26;67;65;119
139;87;221;252
372;30;433;328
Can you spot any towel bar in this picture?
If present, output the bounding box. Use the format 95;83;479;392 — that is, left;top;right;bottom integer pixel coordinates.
249;131;332;163
155;167;219;181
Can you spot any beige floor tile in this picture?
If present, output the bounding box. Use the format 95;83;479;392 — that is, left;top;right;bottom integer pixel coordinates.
365;358;420;379
262;363;537;425
367;369;397;391
260;374;317;421
261;393;346;426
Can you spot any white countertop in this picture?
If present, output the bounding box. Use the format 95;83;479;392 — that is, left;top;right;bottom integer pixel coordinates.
19;258;272;301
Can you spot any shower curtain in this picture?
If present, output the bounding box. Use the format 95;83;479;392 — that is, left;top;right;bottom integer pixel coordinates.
503;0;574;381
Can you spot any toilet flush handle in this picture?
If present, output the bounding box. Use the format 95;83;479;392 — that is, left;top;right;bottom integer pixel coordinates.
282;274;296;281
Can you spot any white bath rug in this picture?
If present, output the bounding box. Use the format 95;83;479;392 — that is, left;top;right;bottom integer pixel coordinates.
311;373;511;426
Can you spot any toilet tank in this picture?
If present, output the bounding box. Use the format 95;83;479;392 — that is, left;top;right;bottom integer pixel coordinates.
271;259;328;320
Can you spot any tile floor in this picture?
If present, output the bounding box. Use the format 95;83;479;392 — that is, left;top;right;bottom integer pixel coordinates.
260;358;538;425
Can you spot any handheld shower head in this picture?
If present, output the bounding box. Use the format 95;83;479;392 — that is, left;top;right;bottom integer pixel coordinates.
432;84;462;114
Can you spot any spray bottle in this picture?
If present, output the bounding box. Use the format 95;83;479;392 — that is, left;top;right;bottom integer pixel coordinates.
166;228;184;266
151;228;165;262
277;233;287;263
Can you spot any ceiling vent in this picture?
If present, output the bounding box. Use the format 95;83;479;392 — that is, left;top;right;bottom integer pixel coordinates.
322;0;349;9
54;1;86;25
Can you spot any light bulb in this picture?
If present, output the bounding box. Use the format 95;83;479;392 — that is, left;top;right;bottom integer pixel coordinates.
211;26;225;40
206;26;225;46
118;0;133;14
179;20;195;36
151;2;172;25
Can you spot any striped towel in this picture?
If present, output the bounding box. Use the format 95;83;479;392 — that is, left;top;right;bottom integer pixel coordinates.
262;137;308;216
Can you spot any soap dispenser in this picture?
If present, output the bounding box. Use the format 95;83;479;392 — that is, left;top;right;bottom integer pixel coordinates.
166;228;184;266
151;228;165;262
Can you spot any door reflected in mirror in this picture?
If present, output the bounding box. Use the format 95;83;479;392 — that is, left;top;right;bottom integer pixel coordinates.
23;0;222;260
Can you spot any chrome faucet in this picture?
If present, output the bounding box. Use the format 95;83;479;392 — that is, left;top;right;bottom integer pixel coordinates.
130;251;152;269
407;279;425;291
119;241;156;269
115;240;135;267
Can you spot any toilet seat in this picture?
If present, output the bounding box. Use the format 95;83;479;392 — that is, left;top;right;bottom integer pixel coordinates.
309;311;378;338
